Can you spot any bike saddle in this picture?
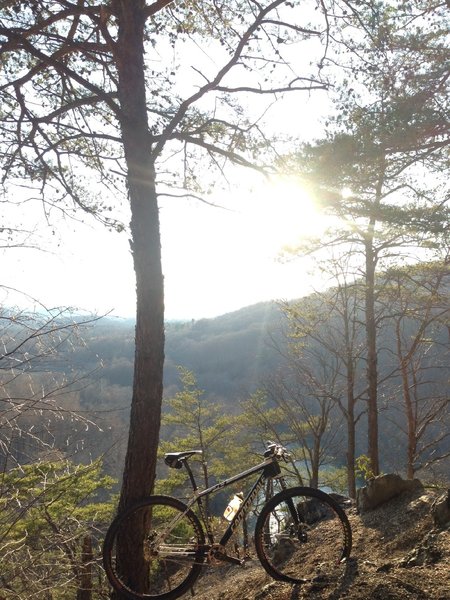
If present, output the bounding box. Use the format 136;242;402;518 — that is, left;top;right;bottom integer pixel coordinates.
164;450;203;469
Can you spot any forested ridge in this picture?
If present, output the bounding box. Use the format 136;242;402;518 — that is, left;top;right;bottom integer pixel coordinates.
4;284;448;483
86;284;450;485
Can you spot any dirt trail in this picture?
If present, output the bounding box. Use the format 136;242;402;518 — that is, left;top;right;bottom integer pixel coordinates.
181;488;450;600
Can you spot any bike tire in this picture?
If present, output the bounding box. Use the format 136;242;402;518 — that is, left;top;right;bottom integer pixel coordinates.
103;495;206;600
254;486;352;585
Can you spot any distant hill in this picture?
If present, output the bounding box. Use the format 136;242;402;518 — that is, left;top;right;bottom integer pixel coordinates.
70;289;448;478
78;300;286;404
164;301;285;400
60;301;287;475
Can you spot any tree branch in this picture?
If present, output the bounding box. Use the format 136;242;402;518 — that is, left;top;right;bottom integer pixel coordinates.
151;0;287;159
143;0;175;18
0;28;122;120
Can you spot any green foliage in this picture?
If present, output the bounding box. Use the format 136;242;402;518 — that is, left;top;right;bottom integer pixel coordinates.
158;366;240;495
283;1;449;252
321;465;349;495
355;454;378;483
241;391;311;487
240;390;288;447
0;459;115;598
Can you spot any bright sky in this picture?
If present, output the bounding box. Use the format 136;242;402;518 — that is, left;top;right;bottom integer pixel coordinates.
1;172;331;321
160;176;330;319
0;9;333;322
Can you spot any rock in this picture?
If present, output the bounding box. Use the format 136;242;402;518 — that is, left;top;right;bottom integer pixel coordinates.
406;493;434;512
400;532;442;567
329;492;354;508
297;496;330;523
376;563;393;573
432;490;450;529
271;536;296;565
357;473;423;512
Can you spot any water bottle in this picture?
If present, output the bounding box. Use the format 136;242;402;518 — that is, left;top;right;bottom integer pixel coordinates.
223;493;244;521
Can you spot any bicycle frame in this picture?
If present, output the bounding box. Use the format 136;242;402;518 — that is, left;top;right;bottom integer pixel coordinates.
181;454;285;552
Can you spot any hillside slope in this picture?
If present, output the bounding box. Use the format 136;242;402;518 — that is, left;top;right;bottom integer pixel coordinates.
164;301;284;399
182;487;449;600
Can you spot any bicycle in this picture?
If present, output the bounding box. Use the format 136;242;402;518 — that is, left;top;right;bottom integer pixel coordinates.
102;442;352;600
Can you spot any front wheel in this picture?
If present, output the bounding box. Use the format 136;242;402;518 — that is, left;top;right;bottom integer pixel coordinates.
255;487;352;585
102;495;206;600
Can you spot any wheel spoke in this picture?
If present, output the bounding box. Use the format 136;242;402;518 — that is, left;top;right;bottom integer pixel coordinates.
255;487;352;586
103;496;205;599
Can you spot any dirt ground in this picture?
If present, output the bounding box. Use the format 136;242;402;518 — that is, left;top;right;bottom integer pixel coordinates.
181;487;450;600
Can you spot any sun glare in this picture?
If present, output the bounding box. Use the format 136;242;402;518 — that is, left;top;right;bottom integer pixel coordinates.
159;174;331;319
341;186;353;199
245;176;326;255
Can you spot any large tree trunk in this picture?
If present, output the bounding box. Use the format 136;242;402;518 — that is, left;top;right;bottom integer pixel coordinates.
346;380;356;499
344;302;357;499
112;1;165;595
114;0;164;511
363;160;386;478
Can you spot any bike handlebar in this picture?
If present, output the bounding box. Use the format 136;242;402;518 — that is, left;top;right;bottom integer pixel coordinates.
265;441;291;461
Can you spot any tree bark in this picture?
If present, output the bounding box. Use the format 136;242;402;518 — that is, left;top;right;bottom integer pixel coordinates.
343;296;357;499
346;377;356;498
111;1;165;595
364;160;386;478
310;436;320;489
365;237;379;476
400;357;416;479
113;0;164;511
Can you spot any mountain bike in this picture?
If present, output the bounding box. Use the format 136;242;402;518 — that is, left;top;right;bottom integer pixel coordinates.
102;443;352;600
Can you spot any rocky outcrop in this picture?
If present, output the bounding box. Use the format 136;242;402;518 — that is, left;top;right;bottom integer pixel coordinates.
432;490;450;529
357;473;423;512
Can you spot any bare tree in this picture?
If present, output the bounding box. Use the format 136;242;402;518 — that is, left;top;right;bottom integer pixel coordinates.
382;257;450;479
0;301;102;469
277;253;367;497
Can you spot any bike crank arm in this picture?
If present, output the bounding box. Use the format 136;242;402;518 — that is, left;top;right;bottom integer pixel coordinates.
209;548;245;566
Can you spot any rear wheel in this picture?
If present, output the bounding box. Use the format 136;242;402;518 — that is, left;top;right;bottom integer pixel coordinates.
103;495;206;600
255;487;352;585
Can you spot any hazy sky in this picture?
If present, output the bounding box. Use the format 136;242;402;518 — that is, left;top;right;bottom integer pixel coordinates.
1;48;333;320
1;171;329;321
1;18;332;321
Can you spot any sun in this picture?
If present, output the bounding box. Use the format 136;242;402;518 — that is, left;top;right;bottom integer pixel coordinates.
243;175;326;255
159;174;330;319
